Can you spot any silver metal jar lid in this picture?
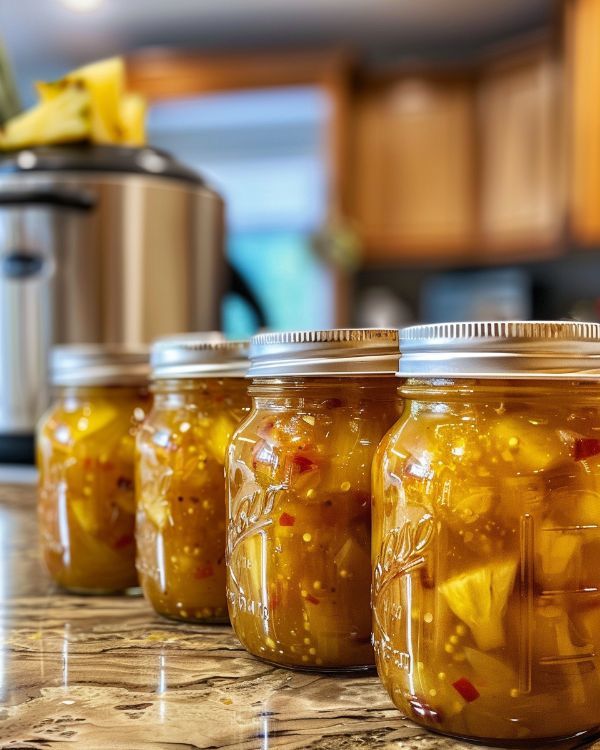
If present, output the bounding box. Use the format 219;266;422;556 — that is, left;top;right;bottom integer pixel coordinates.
399;321;600;379
51;344;150;386
248;328;400;377
151;333;249;379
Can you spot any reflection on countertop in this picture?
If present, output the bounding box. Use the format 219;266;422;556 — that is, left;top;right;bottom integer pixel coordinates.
0;465;36;485
0;484;584;750
0;485;408;748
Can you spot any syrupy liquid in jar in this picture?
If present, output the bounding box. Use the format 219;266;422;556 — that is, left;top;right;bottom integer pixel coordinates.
228;378;399;670
136;377;249;622
372;322;600;746
38;377;150;593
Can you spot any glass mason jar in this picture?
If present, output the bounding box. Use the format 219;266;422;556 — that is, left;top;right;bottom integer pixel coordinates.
37;345;150;593
372;321;600;745
136;335;250;623
227;328;401;671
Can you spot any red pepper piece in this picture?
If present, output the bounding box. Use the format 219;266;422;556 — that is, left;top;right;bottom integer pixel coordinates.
292;454;316;473
113;533;134;549
419;566;435;590
279;512;296;527
194;563;214;580
82;457;94;470
270;581;284;611
304;593;320;605
452;677;480;702
322;398;344;408
574;438;600;461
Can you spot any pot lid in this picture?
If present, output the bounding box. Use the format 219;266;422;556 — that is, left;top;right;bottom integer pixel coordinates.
0;144;205;186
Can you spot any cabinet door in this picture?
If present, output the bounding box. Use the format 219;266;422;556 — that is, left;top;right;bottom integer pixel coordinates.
567;0;600;244
478;52;564;252
353;78;476;260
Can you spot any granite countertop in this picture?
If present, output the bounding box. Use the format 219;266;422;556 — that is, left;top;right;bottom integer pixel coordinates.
0;484;591;750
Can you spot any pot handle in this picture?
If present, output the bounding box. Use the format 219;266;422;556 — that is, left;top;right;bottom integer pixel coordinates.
228;263;267;328
1;251;47;280
0;187;95;211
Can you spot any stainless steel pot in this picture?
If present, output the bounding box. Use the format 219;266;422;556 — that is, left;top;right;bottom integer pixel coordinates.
0;145;259;462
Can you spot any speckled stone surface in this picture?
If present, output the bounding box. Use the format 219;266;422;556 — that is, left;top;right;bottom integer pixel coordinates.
0;485;596;750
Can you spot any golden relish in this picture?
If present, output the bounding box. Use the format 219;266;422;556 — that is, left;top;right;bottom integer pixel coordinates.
372;322;600;744
135;336;249;623
37;345;149;593
227;329;400;670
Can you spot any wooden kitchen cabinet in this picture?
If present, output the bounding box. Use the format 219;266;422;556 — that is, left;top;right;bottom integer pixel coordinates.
351;76;476;261
477;48;564;254
566;0;600;245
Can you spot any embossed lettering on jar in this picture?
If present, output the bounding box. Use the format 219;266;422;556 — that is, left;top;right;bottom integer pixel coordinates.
136;336;250;623
37;345;150;593
227;329;401;671
372;321;600;744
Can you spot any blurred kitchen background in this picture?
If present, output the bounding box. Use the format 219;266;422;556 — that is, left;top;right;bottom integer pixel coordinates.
2;0;600;335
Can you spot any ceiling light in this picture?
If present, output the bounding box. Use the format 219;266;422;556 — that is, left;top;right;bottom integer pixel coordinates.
59;0;104;12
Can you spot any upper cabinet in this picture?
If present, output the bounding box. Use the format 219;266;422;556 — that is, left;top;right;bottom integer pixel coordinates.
566;0;600;245
477;48;564;254
350;41;565;263
351;76;476;261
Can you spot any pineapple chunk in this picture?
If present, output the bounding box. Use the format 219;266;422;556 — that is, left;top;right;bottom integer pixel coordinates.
490;416;567;473
64;57;124;143
7;56;147;149
70;496;100;534
536;527;580;591
0;85;90;150
75;402;118;438
439;559;518;651
446;484;495;526
36;80;68;101
463;646;517;692
141;492;169;530
208;414;237;465
119;94;146;146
